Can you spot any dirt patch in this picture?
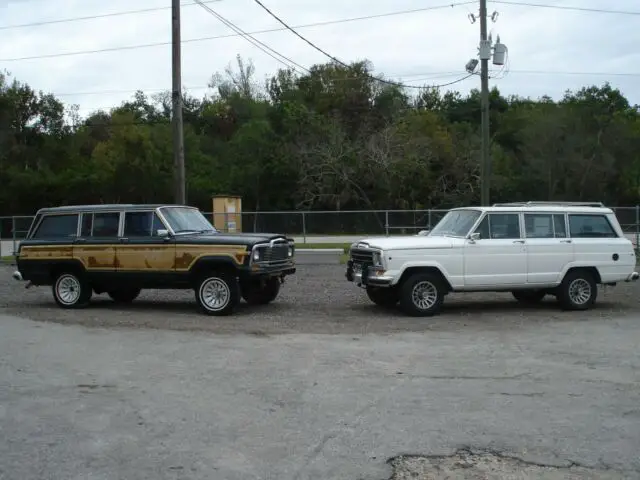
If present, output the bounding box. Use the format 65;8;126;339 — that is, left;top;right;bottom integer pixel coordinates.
388;449;627;479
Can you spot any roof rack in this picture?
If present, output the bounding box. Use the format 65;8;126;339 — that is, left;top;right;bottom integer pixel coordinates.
492;201;605;207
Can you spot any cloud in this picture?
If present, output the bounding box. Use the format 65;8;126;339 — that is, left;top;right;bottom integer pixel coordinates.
1;0;638;116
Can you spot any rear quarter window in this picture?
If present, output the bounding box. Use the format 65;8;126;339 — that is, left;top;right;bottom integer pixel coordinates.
32;214;80;239
568;214;618;238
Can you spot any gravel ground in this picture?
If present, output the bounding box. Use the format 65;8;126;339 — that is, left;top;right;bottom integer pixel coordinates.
389;450;625;479
1;264;639;334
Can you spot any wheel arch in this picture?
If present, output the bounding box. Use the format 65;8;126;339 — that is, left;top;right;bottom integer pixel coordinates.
189;256;240;284
562;266;602;284
395;266;453;291
49;259;87;281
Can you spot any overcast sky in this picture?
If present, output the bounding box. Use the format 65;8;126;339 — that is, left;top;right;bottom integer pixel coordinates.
1;0;638;118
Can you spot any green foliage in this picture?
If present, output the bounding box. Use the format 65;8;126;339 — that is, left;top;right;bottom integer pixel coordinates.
0;58;639;216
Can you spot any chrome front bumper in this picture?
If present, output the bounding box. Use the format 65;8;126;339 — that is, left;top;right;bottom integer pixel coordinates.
626;272;639;282
345;260;394;287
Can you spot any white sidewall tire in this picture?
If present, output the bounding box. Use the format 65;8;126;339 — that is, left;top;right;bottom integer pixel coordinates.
196;273;238;316
53;272;91;309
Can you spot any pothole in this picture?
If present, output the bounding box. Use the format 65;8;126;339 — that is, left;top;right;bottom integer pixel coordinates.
388;449;625;479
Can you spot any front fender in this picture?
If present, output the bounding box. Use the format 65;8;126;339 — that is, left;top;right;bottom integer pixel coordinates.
389;260;458;287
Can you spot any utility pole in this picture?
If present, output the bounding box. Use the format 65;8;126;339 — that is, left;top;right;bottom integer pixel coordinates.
466;3;506;206
479;0;491;206
172;0;186;204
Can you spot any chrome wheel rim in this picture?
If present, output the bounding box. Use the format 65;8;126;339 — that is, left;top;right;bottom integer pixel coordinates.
411;280;438;310
568;278;591;305
200;278;230;311
56;274;81;305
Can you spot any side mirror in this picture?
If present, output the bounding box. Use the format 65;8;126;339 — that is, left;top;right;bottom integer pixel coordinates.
157;229;170;237
468;232;481;243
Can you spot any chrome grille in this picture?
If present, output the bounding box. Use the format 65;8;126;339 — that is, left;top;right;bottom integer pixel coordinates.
350;248;373;265
264;243;290;262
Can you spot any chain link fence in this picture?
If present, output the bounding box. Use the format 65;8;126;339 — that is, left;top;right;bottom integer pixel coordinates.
2;207;639;256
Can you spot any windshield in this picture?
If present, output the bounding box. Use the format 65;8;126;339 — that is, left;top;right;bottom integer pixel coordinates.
429;209;481;237
160;207;217;234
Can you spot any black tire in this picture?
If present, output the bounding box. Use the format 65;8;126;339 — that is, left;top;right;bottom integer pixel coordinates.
512;290;546;304
107;288;141;303
194;271;239;316
241;277;281;305
366;286;400;308
558;269;598;311
52;271;92;309
398;273;445;317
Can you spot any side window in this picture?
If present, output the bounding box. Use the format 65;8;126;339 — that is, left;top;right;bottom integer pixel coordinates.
91;212;120;237
524;213;567;238
553;214;567;238
525;214;553;238
80;213;92;237
124;211;165;237
489;213;521;239
473;213;521;239
474;216;490;239
569;214;617;238
32;214;79;239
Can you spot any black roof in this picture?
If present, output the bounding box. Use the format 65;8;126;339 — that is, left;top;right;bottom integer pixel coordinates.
36;204;195;214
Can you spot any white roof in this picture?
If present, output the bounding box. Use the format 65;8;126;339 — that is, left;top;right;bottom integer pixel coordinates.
451;203;612;214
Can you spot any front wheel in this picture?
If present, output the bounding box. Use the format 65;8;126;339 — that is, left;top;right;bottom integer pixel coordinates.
241;277;281;305
366;286;399;308
52;271;92;309
195;271;239;316
399;273;445;317
558;270;597;310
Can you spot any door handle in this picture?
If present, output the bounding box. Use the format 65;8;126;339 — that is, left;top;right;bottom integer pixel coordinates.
513;240;525;244
560;239;572;243
74;238;86;243
119;237;129;242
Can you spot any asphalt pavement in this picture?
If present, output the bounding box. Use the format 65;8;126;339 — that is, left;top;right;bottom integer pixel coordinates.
1;308;639;479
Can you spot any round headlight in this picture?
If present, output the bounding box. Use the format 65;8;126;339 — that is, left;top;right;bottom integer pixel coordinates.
372;251;382;266
288;246;293;257
253;250;260;261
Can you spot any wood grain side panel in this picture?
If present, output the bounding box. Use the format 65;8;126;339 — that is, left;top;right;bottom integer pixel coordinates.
116;245;176;271
19;245;74;260
73;246;117;270
174;244;248;271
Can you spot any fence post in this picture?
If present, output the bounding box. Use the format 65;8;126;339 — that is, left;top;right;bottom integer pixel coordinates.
428;209;432;230
302;212;307;244
12;216;17;257
385;211;389;236
636;205;640;250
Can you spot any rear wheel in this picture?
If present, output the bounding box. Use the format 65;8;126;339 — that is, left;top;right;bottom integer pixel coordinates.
399;273;445;317
558;270;597;310
366;286;399;308
512;290;546;304
195;271;239;316
52;271;92;309
241;277;281;305
107;288;141;303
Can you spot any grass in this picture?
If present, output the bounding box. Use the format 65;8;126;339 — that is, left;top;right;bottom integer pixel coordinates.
294;243;351;264
295;242;351;252
1;256;14;264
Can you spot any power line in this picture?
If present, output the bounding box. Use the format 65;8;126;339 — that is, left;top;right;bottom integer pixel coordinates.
490;1;640;15
251;0;472;90
0;0;223;31
0;2;476;62
192;0;309;74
